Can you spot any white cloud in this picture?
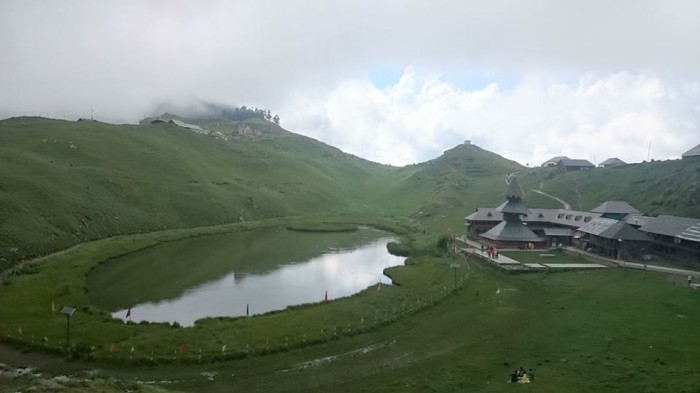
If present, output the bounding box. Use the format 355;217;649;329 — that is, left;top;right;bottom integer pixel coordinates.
1;1;699;165
282;69;699;166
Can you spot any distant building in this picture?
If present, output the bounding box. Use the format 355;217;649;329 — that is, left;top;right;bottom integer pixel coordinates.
466;208;600;246
639;215;700;263
599;157;626;168
465;195;700;263
591;201;640;220
577;217;650;259
681;144;700;160
541;156;569;167
558;158;595;171
477;176;545;248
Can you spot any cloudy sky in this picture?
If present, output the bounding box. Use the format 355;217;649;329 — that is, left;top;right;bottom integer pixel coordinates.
2;1;699;166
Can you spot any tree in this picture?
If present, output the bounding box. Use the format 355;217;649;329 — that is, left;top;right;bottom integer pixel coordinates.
272;114;280;125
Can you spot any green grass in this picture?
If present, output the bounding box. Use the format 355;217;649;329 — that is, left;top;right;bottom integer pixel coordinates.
0;117;519;271
2;116;700;392
519;161;700;217
286;222;359;232
501;250;605;264
4;244;699;392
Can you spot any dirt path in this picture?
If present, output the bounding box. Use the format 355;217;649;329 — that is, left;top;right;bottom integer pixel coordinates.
0;239;110;284
531;189;571;209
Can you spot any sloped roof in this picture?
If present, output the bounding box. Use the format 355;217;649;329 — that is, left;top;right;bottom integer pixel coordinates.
480;221;545;242
559;158;595;168
542;156;569;166
624;214;654;227
170;119;204;131
544;228;575;237
681;143;700;158
505;176;524;199
679;223;700;243
496;199;530;215
639;215;700;239
578;217;650;241
599;157;626;166
465;208;601;229
591;201;640;215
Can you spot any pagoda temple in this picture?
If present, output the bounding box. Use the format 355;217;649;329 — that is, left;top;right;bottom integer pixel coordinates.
479;176;545;248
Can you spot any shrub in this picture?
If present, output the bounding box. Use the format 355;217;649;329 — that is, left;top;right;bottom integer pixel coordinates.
387;242;411;257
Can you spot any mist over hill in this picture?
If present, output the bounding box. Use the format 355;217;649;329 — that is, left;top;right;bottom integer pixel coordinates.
1;115;698;269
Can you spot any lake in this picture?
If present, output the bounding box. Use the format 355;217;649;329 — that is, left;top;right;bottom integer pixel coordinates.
88;227;405;326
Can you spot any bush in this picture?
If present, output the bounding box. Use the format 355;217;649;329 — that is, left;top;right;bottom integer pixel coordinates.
436;235;449;251
387;242;411;257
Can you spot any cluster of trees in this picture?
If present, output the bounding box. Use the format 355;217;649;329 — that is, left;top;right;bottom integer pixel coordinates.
203;103;280;124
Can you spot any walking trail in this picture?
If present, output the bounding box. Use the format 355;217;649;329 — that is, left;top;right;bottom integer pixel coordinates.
532;189;571;210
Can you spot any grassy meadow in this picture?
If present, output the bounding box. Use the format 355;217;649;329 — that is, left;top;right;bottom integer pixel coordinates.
2;231;699;392
1;116;700;392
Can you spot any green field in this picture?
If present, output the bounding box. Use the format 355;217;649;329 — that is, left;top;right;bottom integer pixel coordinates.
1;116;700;392
2;234;698;392
501;250;606;265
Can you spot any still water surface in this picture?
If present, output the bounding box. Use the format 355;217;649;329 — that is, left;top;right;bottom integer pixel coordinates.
89;227;404;326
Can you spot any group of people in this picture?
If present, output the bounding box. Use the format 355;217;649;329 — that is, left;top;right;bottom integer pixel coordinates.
481;244;499;258
510;367;535;383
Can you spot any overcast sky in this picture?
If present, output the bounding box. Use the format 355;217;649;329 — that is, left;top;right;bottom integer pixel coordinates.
2;0;699;166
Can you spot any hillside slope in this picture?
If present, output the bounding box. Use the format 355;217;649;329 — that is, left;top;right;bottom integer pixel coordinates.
3;115;697;270
519;160;700;217
0;116;391;268
2;116;523;268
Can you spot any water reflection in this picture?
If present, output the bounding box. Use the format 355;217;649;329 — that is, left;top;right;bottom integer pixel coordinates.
112;236;404;326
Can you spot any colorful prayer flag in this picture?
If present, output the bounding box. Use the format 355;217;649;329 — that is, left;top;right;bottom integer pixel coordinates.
110;343;116;353
130;345;135;354
51;300;56;313
221;344;227;353
17;326;23;337
178;343;185;353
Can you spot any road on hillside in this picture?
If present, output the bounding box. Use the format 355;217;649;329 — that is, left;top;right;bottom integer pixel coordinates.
532;189;571;209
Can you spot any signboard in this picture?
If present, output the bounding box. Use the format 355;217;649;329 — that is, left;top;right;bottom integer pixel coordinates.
61;306;75;317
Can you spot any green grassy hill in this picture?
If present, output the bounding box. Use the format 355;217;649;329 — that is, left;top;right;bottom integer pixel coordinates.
2;115;699;270
0;116;386;269
518;160;700;217
0;116;520;269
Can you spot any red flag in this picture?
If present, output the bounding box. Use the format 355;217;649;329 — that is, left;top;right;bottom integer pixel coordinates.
324;290;328;302
126;308;131;319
